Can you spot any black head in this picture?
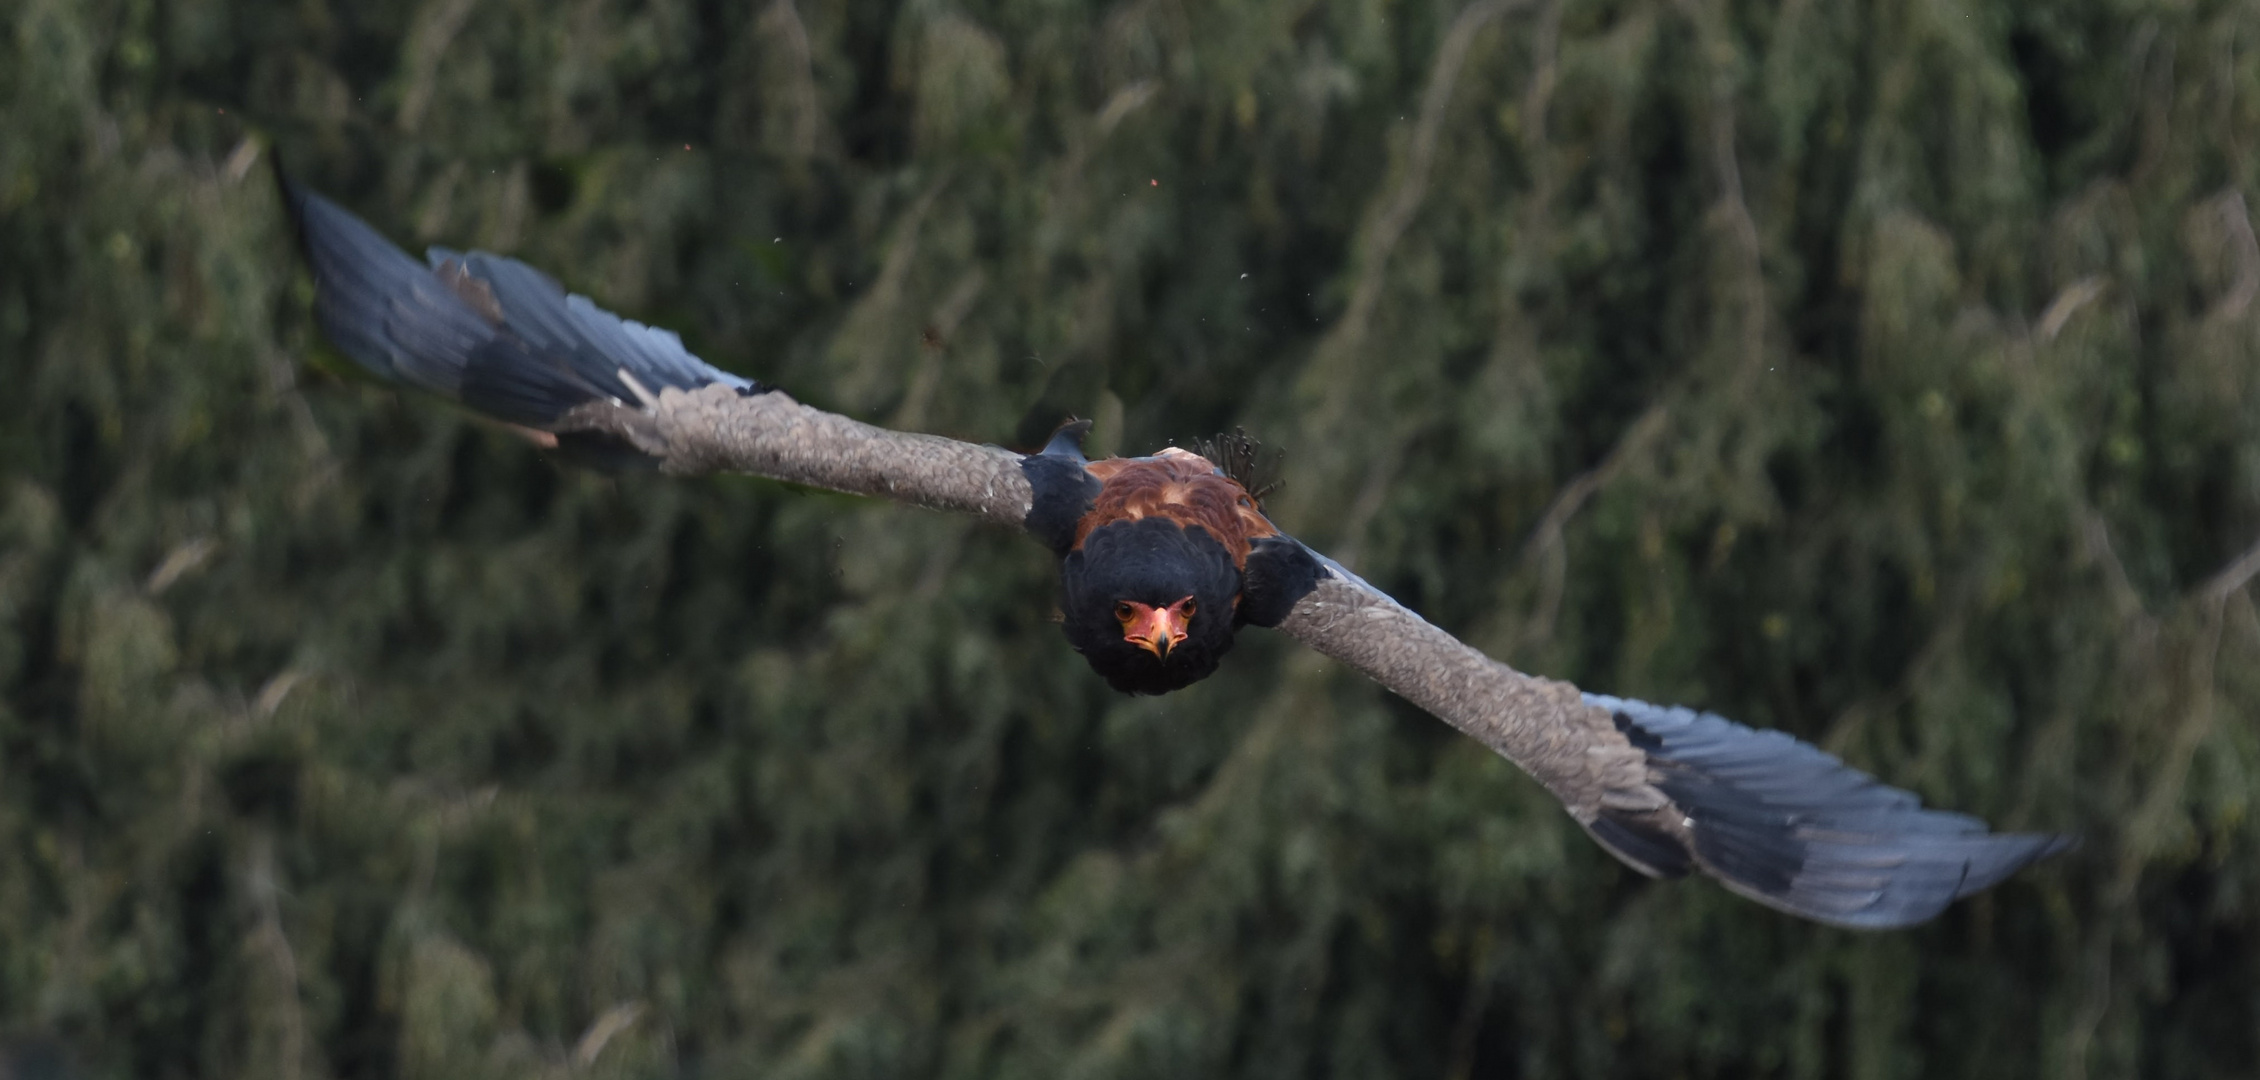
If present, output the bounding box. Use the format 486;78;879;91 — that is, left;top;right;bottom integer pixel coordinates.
1059;517;1244;694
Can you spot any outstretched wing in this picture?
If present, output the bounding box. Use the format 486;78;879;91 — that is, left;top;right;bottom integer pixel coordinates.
278;170;758;437
1272;554;2072;929
277;171;1031;521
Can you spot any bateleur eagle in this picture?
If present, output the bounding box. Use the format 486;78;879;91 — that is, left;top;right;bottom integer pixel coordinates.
276;170;2073;930
1024;425;1320;695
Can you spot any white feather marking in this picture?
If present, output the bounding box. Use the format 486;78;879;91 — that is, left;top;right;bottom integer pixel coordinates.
616;368;661;409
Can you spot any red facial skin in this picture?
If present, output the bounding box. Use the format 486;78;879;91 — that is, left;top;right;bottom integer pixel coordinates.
1115;596;1197;658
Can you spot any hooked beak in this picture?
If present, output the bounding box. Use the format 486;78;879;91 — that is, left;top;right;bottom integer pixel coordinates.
1117;597;1195;659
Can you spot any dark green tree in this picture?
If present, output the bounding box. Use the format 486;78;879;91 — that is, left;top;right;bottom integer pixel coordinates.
3;0;2255;1076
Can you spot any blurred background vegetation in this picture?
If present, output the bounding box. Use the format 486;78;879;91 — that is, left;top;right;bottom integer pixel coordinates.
3;0;2258;1076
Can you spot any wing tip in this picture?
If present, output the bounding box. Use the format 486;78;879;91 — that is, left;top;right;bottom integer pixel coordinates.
1948;830;2078;897
271;156;317;255
1586;693;2074;929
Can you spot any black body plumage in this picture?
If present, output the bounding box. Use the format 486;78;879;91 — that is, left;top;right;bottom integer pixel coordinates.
1238;536;1322;629
1060;518;1246;694
1023;422;1319;695
1020;420;1103;556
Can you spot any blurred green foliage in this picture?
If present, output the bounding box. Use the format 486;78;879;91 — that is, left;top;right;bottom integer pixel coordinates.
3;0;2258;1076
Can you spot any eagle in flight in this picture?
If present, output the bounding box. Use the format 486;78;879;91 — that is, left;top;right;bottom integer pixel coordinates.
278;171;2071;930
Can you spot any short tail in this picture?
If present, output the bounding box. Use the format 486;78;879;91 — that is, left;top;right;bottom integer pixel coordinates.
1187;427;1283;504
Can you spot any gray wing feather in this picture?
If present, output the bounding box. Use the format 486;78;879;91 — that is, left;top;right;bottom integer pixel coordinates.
431;247;755;407
281;173;756;431
290;191;485;397
1588;694;2073;929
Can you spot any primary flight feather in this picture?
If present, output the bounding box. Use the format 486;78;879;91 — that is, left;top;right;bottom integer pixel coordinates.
277;171;2071;930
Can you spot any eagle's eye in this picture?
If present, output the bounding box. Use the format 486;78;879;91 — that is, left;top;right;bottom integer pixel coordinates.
1178;598;1198;618
1115;601;1136;622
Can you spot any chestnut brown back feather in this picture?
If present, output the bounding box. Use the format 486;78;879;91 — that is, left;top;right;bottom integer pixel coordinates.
1076;452;1276;564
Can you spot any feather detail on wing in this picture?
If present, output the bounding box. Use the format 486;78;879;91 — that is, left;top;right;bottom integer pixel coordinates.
1272;554;2071;929
277;168;759;435
280;171;1035;521
1584;695;2074;928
